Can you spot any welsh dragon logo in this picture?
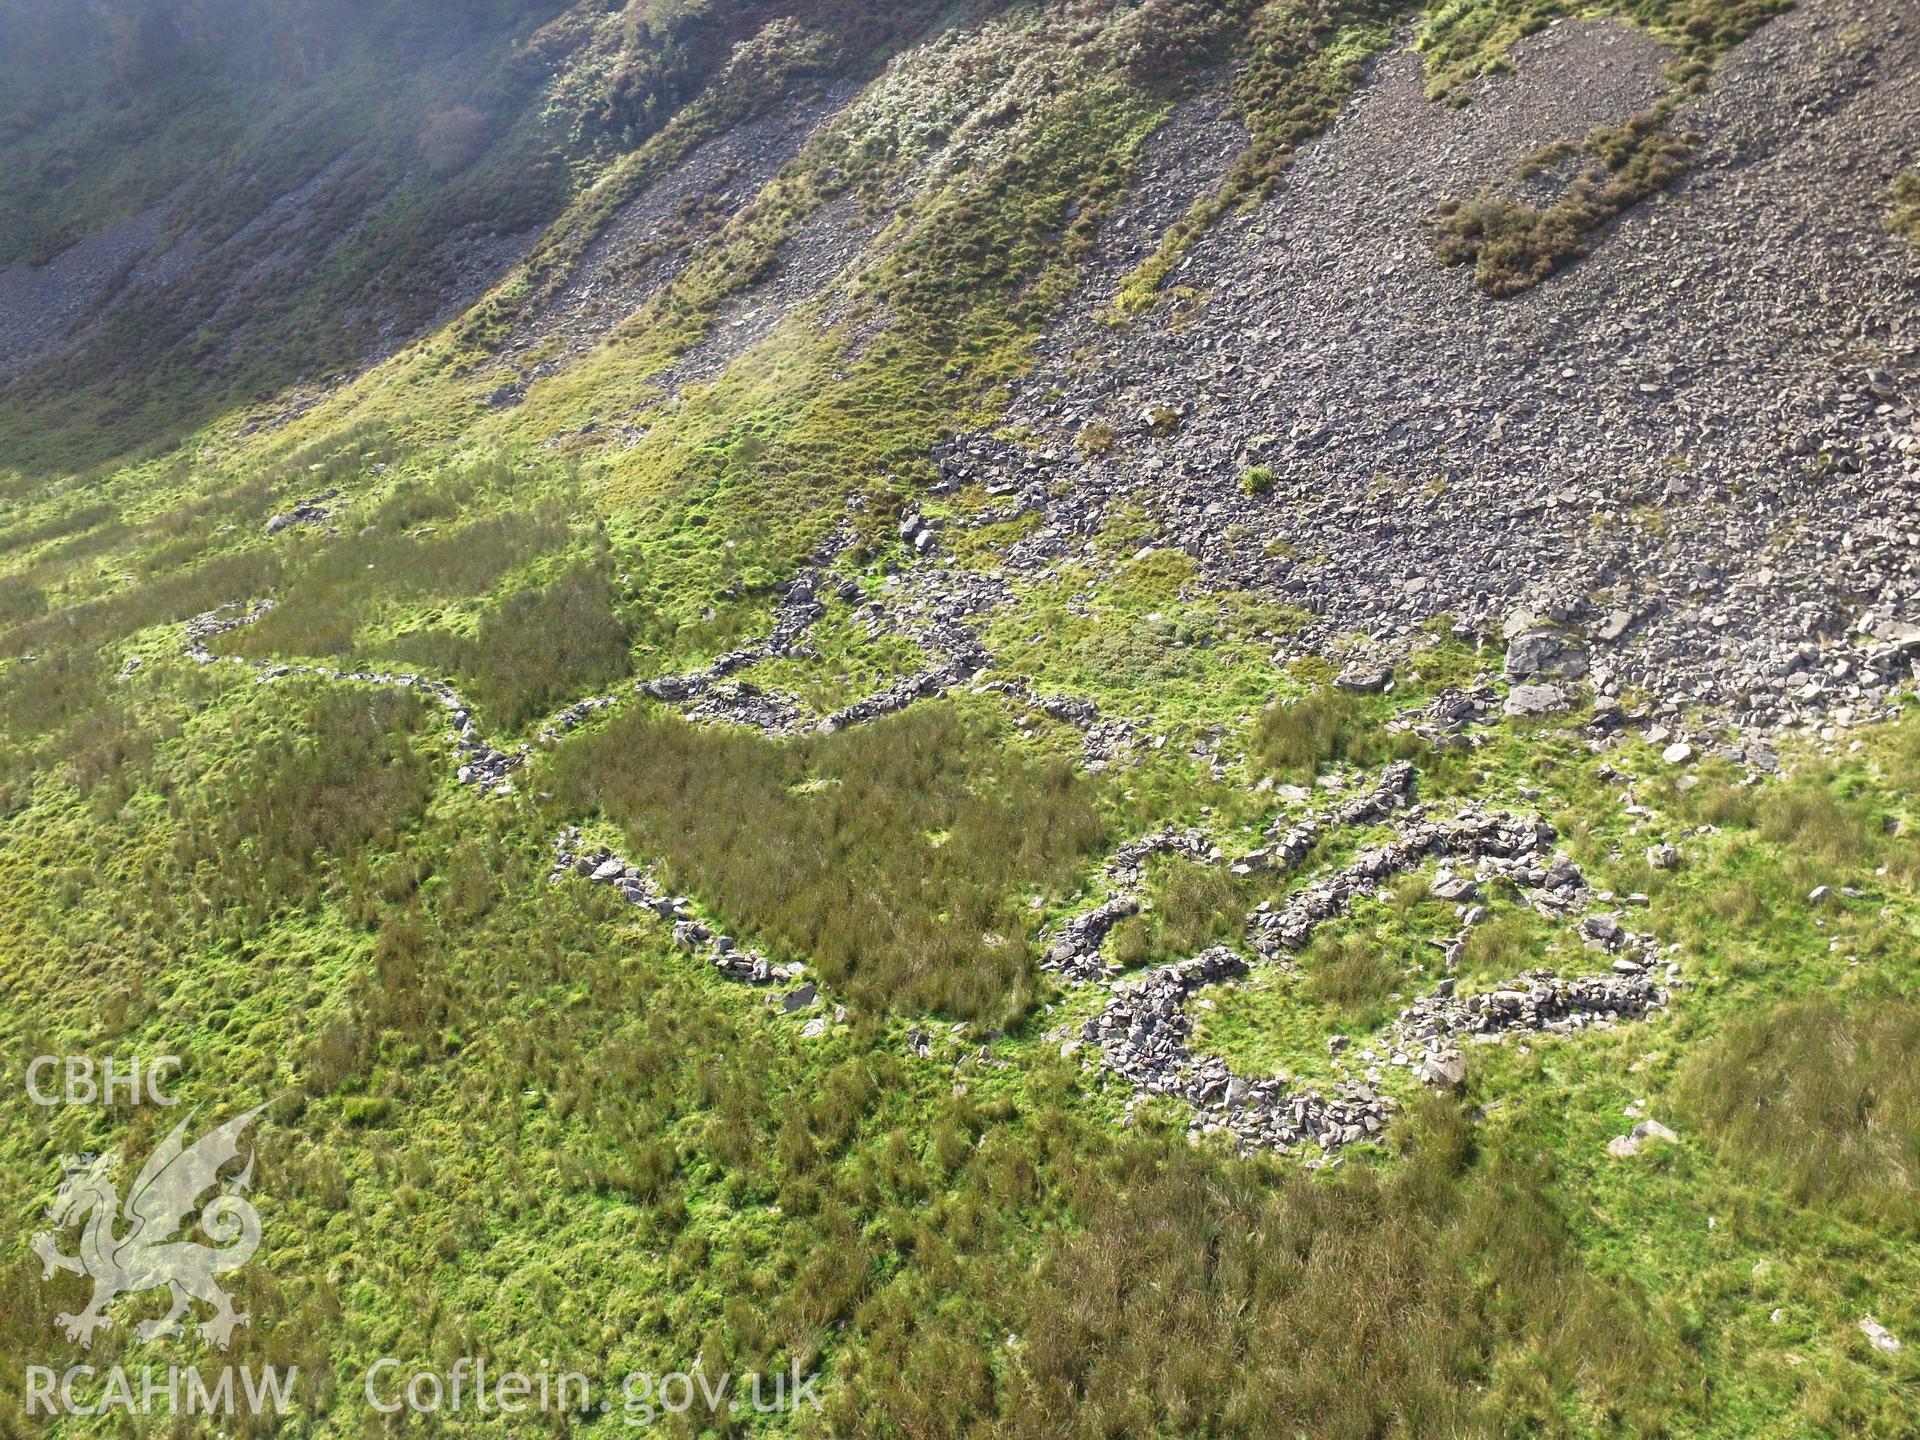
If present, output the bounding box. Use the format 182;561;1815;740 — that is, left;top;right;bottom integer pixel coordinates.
30;1105;266;1349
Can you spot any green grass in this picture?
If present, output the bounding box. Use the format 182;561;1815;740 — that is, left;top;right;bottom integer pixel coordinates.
2;3;1918;1435
987;542;1312;732
1889;170;1920;245
551;701;1108;1026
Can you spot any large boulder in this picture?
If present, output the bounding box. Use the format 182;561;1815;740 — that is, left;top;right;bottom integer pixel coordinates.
1504;682;1567;717
1505;627;1589;679
1417;1049;1467;1089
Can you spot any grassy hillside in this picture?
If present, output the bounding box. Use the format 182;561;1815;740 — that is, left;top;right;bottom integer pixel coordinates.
2;0;1917;1435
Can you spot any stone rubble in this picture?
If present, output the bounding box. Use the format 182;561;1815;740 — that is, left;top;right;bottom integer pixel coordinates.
1248;802;1607;958
1859;1316;1902;1354
263;488;340;535
1069;753;1671;1152
1086;945;1400;1155
1088;941;1669;1156
185;600;525;791
818;642;990;734
1398;968;1667;1048
152;8;1920;1171
1606;1116;1681;1158
639;527;849;717
1044;763;1424;982
496;85;864;388
1241;760;1417;876
546;827;803;988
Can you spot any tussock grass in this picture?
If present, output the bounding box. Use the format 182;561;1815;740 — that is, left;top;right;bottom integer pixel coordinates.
552;703;1106;1024
1890;171;1920;245
1251;684;1422;782
399;564;637;731
1679;995;1920;1231
1109;857;1248;968
1455;908;1544;974
0;576;45;628
0;4;1911;1428
0;648;168;814
1;546;283;664
227;508;576;660
1302;929;1405;1025
0;501;117;559
256;420;405;498
836;1098;1686;1437
1669;747;1915;887
174;685;436;924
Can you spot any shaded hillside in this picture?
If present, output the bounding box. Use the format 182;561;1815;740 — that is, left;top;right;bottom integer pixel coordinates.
0;0;950;465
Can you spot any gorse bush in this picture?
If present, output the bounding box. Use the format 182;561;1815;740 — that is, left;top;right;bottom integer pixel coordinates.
552;702;1106;1024
1679;995;1920;1232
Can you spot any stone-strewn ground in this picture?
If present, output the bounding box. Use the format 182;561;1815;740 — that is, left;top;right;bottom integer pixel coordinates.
648;190;886;394
939;0;1920;731
0;201;186;374
494;84;864;393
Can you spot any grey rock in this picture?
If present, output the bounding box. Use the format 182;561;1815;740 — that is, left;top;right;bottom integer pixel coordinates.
1505;629;1590;680
1504;683;1567;717
1335;659;1392;692
1417;1049;1468;1089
